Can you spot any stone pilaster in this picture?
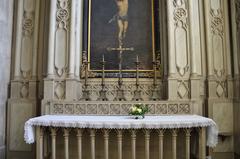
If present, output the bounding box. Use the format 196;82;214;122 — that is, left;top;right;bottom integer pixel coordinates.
42;0;84;109
203;0;234;157
166;0;204;115
7;0;40;158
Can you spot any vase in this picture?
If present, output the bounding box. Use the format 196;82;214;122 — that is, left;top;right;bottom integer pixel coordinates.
132;115;145;119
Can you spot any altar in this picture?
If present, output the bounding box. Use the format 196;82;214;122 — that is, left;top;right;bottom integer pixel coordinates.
24;115;218;159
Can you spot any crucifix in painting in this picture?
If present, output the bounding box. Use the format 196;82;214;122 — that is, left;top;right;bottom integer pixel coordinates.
84;0;159;77
107;0;134;80
109;0;129;44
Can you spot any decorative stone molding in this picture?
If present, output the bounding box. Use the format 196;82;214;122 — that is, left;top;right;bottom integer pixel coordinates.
177;80;190;99
54;81;66;100
44;101;193;115
173;0;188;29
19;1;39;79
54;0;70;77
22;12;34;36
172;0;189;77
56;0;70;29
216;80;227;98
20;81;29;99
210;9;224;37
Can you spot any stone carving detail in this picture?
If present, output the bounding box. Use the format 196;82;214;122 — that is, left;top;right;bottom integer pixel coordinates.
173;0;189;77
110;104;121;114
98;104;109;114
87;104;98;114
168;104;178;114
209;2;225;78
75;104;86;114
177;81;189;99
56;0;70;29
54;0;70;77
173;0;188;29
179;104;190;113
21;2;36;79
54;81;65;100
210;9;224;37
65;104;74;114
216;81;227;98
156;104;167;114
50;102;193;115
20;82;29;98
22;12;34;36
147;104;155;114
53;104;64;114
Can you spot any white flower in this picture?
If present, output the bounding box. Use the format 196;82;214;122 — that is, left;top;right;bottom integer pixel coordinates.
137;108;142;113
131;106;137;112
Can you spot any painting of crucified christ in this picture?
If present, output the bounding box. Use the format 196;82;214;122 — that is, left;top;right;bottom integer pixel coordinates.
108;0;129;44
85;0;159;75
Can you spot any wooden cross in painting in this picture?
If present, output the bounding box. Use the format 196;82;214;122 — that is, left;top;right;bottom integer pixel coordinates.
107;44;134;53
107;43;134;71
107;42;134;78
107;42;134;101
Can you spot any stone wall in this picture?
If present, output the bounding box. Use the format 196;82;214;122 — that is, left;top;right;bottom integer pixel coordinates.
0;0;14;158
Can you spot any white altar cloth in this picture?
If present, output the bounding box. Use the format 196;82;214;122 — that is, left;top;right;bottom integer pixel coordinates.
24;115;218;147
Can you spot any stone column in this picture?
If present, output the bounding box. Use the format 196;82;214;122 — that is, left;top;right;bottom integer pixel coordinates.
47;0;57;78
223;0;232;77
32;0;41;79
66;0;84;100
167;0;176;77
188;0;205;115
203;0;214;77
14;0;24;79
68;0;77;78
188;0;202;77
75;0;84;78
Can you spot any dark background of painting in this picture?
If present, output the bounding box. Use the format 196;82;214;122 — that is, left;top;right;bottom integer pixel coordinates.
89;0;154;71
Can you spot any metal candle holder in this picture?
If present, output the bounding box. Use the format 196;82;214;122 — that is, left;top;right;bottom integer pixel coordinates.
80;58;90;101
114;50;126;101
98;55;108;101
150;60;160;101
132;55;143;101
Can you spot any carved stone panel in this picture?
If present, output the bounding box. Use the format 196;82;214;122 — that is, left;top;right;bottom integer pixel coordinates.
47;101;193;115
173;0;189;77
210;8;225;77
20;0;39;79
54;0;70;77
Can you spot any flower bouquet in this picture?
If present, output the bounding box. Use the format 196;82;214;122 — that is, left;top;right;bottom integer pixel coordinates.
129;103;149;119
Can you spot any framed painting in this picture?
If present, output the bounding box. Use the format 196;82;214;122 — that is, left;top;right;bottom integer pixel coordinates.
82;0;160;77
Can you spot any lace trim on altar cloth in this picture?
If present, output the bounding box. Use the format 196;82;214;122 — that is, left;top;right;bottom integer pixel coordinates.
24;115;218;147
